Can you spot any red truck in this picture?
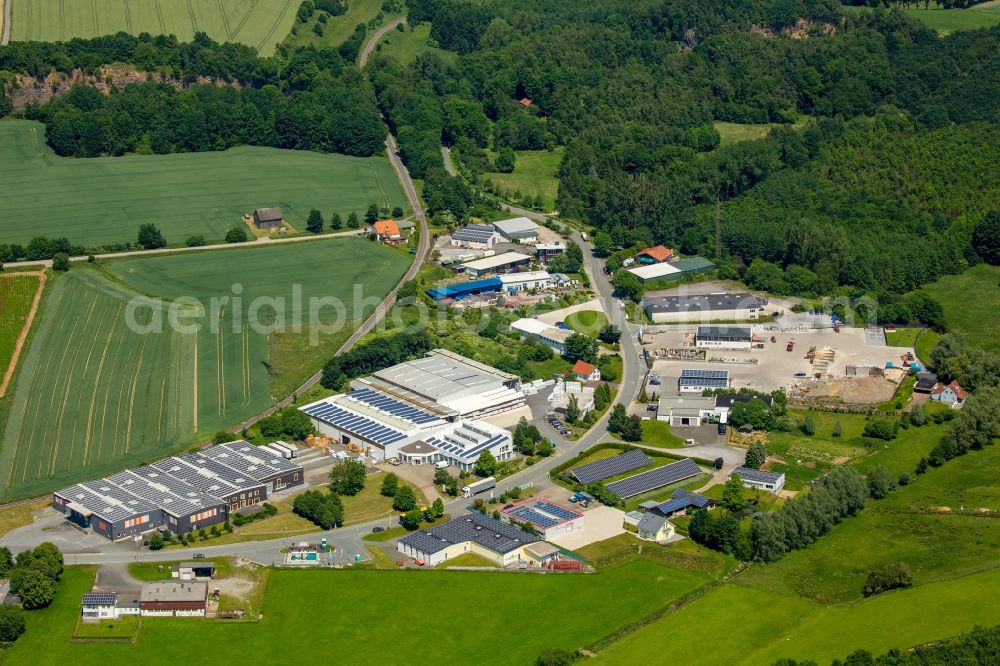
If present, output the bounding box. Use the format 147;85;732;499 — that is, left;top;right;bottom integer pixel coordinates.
786;340;795;352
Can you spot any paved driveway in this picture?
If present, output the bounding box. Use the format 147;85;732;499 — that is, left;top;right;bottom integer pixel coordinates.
548;505;625;550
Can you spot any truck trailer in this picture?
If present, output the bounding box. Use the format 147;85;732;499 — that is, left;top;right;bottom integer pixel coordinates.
462;476;497;498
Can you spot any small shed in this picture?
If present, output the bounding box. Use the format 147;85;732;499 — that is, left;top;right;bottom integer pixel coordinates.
253;207;283;229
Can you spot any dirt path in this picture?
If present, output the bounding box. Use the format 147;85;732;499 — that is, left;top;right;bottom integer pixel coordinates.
358;16;406;69
1;0;10;46
0;271;46;398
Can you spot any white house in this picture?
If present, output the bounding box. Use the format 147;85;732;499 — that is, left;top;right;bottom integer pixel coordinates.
636;513;675;544
730;466;785;494
81;593;119;622
931;380;967;406
572;360;601;383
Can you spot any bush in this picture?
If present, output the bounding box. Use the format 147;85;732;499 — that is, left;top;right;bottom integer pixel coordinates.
225;226;248;243
185;235;206;247
0;607;26;644
863;562;912;597
863;418;898;441
51;252;70;272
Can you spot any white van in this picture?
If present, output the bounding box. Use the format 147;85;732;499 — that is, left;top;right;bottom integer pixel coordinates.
434;460;450;470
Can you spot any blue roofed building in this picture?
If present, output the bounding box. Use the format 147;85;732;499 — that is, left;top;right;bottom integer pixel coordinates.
640;488;715;517
426;278;503;301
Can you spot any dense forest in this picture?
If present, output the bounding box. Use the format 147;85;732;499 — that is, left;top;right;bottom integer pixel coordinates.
369;0;1000;297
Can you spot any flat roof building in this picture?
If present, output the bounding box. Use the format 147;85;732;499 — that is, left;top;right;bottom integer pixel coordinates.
139;581;208;617
511;318;572;352
450;224;500;249
459;251;534;276
644;292;763;324
498;271;550;292
398;512;541;567
426;278;503;301
501;499;584;540
492;217;540;242
695;325;754;349
677;369;730;393
730;466;785;494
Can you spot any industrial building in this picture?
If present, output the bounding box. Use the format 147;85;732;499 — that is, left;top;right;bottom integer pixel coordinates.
450;224;500;249
677;369;730;393
657;392;772;425
500;499;584;540
139;582;208;617
397;512;542;567
533;242;566;263
694;325;754;349
643;292;764;324
426;278;503;301
499;271;551;292
627;256;715;284
510;318;572;352
53;441;303;540
730;466;785;494
492;217;540;242
459;251;534;276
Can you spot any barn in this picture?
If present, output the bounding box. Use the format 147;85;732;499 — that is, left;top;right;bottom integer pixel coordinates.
253;207;283;229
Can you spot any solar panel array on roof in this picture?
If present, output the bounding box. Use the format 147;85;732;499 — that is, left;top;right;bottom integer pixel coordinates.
346;389;441;425
680;369;730;379
606;458;701;499
571;449;651;484
534;501;580;521
425;427;507;461
150;458;240;497
301;402;408;446
82;593;117;605
508;506;558;528
399;512;541;555
78;480;159;521
179;453;258;489
451;224;496;243
218;441;299;472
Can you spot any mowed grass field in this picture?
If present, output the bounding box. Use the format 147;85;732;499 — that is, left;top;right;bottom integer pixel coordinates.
0;273;42;383
376;22;457;65
0;238;409;500
922;263;1000;352
10;0;299;55
0;121;404;248
484;148;563;211
4;560;709;665
594;444;1000;665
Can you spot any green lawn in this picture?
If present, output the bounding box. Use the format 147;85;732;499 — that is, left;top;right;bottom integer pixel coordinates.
0;120;404;247
284;0;392;51
376;22;456;65
7;560;708;665
714;116;811;147
886;327;940;366
0;273;41;380
565;310;608;337
902;6;1000;33
483;148;563;211
10;0;298;55
436;553;499;569
0;239;409;501
922;263;1000;352
639;420;685;448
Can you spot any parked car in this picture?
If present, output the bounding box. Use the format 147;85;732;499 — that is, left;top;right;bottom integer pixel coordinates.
561;429;571;436
387;457;401;466
718;422;727;435
794;372;808;377
371;526;384;533
193;553;205;559
647;403;657;411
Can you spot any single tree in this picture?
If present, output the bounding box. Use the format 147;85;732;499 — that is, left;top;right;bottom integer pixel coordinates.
51;253;70;272
391;206;404;218
867;465;897;499
598;324;621;344
563;333;598;364
832;420;843;437
393;485;417;512
148;533;165;551
401;508;423;530
330;212;343;230
365;203;380;224
474;450;497;477
380;472;400;497
722;474;747;512
431;498;445;518
745;442;767;469
306;208;324;233
621;414;643;442
212;430;231;444
565;394;581;424
493;147;516;173
15;569;55;610
800;414;816;436
137;223;166;249
347;212;360;229
329;459;366;496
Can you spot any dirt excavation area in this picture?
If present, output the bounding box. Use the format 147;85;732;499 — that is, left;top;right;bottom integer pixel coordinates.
796;375;898;404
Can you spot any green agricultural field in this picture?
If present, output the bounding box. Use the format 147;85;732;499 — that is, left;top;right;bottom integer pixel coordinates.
0;273;41;382
902;7;1000;33
10;0;298;55
594;569;1000;665
565;309;608;336
483;148;563;211
0;238;409;500
922;263;1000;352
0;120;404;248
376;22;456;65
5;560;709;665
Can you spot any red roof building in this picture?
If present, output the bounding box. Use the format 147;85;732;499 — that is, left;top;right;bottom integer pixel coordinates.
372;219;405;244
572;360;601;382
931;380;967;405
632;245;674;264
519;97;532;107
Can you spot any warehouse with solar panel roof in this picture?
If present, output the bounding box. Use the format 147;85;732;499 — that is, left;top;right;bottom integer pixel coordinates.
300;349;522;469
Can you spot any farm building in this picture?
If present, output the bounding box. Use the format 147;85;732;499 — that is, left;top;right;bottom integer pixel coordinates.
371;219;404;244
695;325;753;349
641;488;715;517
627;256;715;284
52;442;303;540
426;278;503;301
139;582;208;617
931;380;968;406
492;216;541;242
677;369;730;393
572;360;601;382
253;207;283;229
450;224;500;249
632;246;674;264
501;499;584;540
499;271;551;292
643;292;763;324
397;512;542;567
511;318;573;352
459;251;534;276
730;466;785;494
636;513;675;544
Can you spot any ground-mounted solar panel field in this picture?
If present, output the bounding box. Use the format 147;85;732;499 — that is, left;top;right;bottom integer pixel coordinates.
572;449;651;484
606;458;702;499
10;0;299;55
0;238;410;501
0;121;405;248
